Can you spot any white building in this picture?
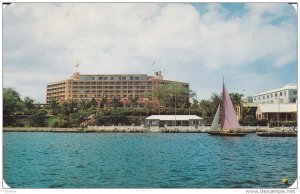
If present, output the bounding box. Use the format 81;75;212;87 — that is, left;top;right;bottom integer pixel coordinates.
145;115;203;132
253;83;297;104
256;103;297;126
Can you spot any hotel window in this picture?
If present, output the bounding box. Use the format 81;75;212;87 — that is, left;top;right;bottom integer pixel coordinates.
267;95;269;98
111;77;114;80
294;91;297;95
275;93;277;97
99;77;103;80
280;92;282;96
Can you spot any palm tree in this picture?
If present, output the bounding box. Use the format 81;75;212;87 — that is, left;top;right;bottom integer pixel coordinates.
24;97;35;114
111;96;121;109
49;98;59;115
229;93;244;113
129;95;139;108
90;98;97;109
99;95;108;108
68;99;78;113
143;100;151;116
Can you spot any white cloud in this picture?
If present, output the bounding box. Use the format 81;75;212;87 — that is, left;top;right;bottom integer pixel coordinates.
3;3;297;102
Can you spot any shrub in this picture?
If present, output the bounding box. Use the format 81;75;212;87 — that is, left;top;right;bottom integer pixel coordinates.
14;119;25;127
48;116;60;128
256;119;268;126
282;121;297;127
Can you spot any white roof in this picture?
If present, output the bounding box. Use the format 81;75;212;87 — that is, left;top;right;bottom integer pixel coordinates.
145;115;203;121
254;83;297;96
257;103;297;113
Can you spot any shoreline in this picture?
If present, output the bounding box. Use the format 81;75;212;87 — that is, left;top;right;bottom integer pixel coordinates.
3;126;278;133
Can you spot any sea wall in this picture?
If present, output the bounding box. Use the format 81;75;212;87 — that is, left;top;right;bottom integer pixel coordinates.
3;125;282;133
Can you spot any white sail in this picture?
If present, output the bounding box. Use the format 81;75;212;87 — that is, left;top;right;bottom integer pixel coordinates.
210;104;220;131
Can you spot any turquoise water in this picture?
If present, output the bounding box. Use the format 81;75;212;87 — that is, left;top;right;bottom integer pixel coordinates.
3;132;297;188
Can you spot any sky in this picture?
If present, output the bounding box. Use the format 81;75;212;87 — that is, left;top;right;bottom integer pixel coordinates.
2;3;297;103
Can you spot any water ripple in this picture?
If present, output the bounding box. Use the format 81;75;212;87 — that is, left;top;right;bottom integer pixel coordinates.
3;132;297;188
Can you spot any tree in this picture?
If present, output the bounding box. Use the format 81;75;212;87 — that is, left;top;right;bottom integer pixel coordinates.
210;93;221;114
27;109;48;127
229;93;244;111
49;98;59;115
155;83;189;109
69;113;85;127
3;88;24;116
90;98;98;109
23;97;35;115
199;99;212;117
111;96;121;109
99;95;108;108
78;100;90;111
3;88;24;126
129;95;139;108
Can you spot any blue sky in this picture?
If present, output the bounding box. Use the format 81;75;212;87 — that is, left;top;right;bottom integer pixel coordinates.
3;3;297;103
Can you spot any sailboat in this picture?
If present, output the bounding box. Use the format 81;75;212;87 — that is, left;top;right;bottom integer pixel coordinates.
208;80;246;136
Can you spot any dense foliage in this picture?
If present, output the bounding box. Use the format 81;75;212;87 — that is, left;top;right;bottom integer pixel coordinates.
4;87;293;128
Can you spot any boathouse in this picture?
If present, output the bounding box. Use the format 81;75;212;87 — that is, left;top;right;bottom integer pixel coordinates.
256;103;297;126
145;115;203;132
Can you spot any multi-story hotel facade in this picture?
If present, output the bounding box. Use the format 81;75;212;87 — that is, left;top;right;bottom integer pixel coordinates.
251;83;297;125
46;71;189;103
253;83;297;104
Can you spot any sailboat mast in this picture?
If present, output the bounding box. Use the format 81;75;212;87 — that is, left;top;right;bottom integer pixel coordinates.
221;78;225;129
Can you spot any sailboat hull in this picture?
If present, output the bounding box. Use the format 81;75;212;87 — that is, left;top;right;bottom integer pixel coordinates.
208;131;247;136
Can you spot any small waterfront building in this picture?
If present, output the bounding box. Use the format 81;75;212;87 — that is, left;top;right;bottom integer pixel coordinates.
253;83;297;104
145;115;203;132
256;103;297;126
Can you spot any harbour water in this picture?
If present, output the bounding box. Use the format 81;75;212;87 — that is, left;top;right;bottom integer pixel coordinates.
3;132;297;188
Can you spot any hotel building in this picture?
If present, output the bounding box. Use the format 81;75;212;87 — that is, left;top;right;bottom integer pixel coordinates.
252;83;297;125
46;71;189;103
253;83;297;104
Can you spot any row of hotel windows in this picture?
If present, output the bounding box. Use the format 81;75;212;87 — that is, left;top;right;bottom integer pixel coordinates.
47;85;152;93
79;76;147;81
72;86;151;89
72;81;152;85
72;90;147;94
47;81;153;88
71;94;147;99
254;90;297;101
